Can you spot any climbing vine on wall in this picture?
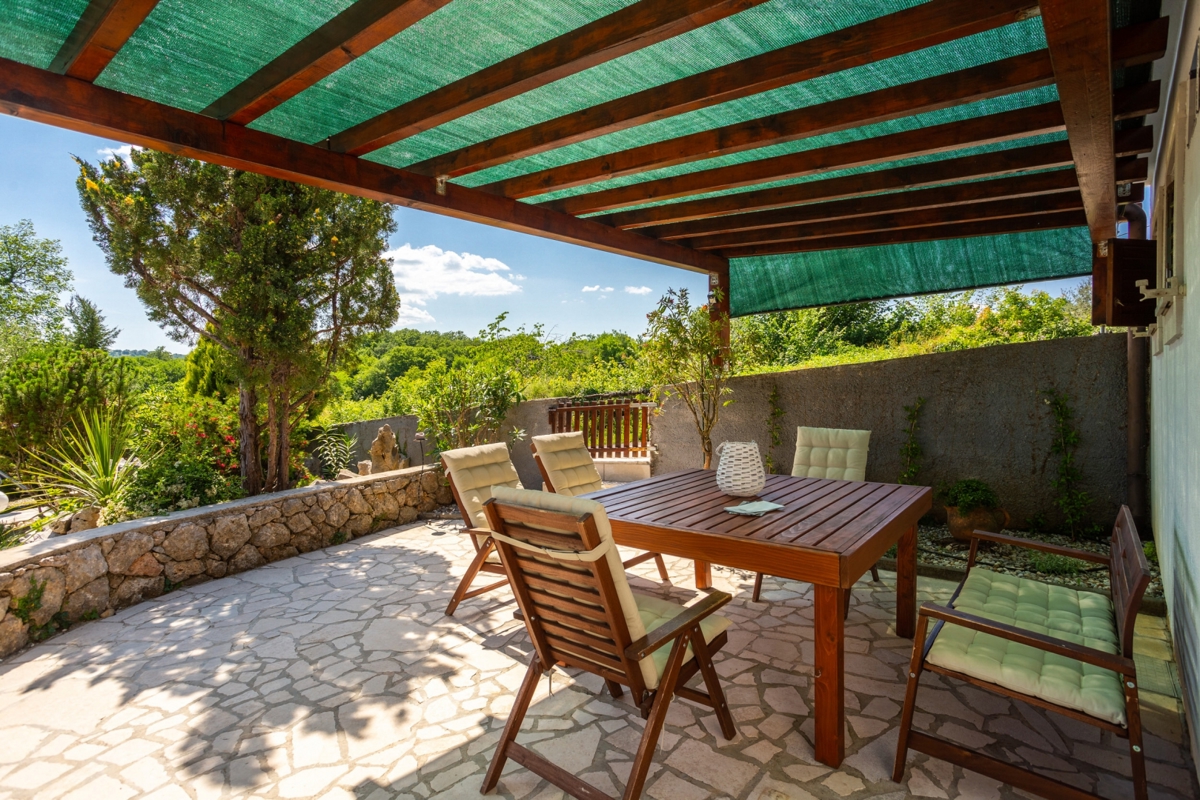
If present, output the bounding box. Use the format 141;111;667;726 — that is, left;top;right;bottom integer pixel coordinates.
1042;387;1091;540
898;397;926;485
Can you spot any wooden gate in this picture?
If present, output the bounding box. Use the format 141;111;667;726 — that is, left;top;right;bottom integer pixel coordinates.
547;397;652;459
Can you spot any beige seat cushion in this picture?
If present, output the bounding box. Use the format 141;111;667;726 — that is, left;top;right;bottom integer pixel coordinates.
490;486;729;690
926;568;1127;726
533;431;603;496
792;426;870;481
441;443;521;559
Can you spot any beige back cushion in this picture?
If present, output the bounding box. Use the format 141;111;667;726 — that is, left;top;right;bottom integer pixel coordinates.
532;431;603;496
441;443;521;529
793;426;871;481
489;486;662;687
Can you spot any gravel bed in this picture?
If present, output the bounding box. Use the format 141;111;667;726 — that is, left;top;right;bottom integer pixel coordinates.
911;523;1164;598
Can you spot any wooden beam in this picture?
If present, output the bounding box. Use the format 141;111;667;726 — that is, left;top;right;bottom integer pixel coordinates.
649;169;1082;240
716;210;1089;258
0;57;726;277
407;0;1040;178
689;192;1084;250
203;0;454;124
599;140;1076;229
1115;156;1149;183
1111;17;1170;68
481;51;1057;199
327;0;768;155
49;0;160;81
1113;81;1161;120
1114;124;1154;157
1039;0;1115;242
543;102;1066;216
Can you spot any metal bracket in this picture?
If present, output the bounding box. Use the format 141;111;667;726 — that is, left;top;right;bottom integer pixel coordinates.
436;175;448;196
1132;324;1157;339
1136;277;1188;301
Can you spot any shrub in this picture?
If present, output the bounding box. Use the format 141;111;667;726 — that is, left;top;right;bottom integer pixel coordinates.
24;409;138;512
944;479;1000;512
1028;551;1081;576
313;426;358;479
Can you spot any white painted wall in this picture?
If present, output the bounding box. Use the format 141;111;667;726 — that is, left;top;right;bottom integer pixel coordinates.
1149;0;1200;775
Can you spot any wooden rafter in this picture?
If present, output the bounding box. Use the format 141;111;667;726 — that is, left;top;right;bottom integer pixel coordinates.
1110;17;1170;68
203;0;455;124
0;57;726;276
48;0;159;82
717;210;1089;258
327;0;768;156
407;0;1040;178
1039;0;1116;242
543;102;1066;216
481;51;1056;199
599;140;1076;229
1113;81;1161;120
690;192;1085;250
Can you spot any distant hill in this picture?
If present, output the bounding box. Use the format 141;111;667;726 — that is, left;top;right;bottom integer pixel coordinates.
109;348;186;360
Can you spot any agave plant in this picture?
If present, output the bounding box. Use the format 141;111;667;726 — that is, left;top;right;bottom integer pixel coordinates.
24;409;139;509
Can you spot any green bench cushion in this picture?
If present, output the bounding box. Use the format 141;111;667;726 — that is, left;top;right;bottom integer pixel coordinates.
926;568;1127;726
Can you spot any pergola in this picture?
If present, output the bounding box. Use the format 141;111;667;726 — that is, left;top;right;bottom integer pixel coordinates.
0;0;1169;319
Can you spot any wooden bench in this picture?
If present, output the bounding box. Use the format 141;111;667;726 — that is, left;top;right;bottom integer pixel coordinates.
893;506;1151;800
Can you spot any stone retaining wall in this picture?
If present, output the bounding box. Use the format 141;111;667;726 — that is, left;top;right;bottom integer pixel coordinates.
0;465;452;659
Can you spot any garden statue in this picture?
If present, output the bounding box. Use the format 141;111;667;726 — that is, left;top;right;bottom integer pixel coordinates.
370;424;402;473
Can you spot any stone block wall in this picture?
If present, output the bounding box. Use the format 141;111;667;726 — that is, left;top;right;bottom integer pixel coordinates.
0;465;452;659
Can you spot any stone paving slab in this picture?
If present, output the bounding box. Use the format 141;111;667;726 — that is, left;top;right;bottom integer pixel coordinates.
0;521;1193;800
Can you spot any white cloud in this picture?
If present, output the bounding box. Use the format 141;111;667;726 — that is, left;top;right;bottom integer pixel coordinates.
624;285;652;295
98;144;138;165
386;243;521;325
582;285;614;293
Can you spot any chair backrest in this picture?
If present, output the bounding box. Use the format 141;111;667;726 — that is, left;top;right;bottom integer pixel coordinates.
484;486;662;693
440;443;521;529
530;431;603;496
1109;505;1151;658
792;426;871;481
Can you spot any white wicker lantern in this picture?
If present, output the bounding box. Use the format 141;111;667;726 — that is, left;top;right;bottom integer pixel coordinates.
714;441;766;497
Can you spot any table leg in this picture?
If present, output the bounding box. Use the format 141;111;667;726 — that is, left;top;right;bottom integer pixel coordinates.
896;523;917;639
814;584;846;767
694;560;712;590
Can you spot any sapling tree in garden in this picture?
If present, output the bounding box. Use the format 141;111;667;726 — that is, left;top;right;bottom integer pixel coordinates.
76;150;399;494
642;288;734;469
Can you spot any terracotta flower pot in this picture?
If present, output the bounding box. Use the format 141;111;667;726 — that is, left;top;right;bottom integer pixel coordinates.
946;505;1010;541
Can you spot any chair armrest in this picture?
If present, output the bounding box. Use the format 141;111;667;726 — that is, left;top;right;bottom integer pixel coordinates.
919;602;1133;674
624;591;731;661
969;530;1109;565
464;527;493;538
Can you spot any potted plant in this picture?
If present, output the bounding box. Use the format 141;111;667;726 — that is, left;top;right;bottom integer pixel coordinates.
943;479;1009;541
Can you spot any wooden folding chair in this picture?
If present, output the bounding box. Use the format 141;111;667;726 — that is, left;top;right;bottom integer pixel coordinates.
753;426;877;602
439;443;521;616
481;486;736;800
893;506;1151;800
531;432;670;582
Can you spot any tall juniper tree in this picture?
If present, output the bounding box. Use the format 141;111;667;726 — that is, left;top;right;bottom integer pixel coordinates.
76;150;399;494
65;295;120;350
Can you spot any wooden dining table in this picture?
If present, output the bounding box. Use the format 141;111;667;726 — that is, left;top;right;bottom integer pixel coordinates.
585;468;932;767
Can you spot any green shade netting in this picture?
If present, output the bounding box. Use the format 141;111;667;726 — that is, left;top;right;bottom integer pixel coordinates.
0;0;89;70
729;227;1093;315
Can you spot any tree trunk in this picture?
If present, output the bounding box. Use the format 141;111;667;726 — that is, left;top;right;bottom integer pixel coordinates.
275;386;291;492
263;385;292;493
701;434;713;470
238;384;263;495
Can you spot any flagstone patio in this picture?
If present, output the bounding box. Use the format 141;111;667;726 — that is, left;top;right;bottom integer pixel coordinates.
0;519;1193;800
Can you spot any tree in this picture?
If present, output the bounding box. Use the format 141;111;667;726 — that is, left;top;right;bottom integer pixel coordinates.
643;288;734;469
0;220;73;365
76;150;399;494
66;295;120;350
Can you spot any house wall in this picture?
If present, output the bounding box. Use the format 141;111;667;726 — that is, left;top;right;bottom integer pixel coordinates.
650;335;1129;527
1148;0;1200;775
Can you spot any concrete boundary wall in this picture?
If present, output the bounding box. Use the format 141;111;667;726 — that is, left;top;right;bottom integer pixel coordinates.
651;335;1129;526
0;466;452;659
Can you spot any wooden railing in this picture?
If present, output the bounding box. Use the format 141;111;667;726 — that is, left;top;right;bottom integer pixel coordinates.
548;398;653;459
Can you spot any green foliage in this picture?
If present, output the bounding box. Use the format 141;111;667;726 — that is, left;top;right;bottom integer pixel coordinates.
392;359;523;455
1028;551;1082;576
0;220;73;363
0;345;127;476
945;479;1000;512
331;531;348;546
0;523;23;551
11;577;44;625
183;336;237;399
65;295;120;351
24;409;138;512
764;384;784;475
1144;540;1158;565
898;397;926;485
313;426;357;479
1042;387;1091;540
643;288;733;470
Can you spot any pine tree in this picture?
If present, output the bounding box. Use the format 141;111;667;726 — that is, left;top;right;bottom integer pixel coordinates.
66;295;120;351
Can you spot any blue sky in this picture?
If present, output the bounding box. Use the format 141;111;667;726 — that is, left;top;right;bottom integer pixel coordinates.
0;113;1086;354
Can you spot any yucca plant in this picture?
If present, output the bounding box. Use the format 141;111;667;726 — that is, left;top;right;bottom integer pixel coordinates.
313;426;358;479
24;409;138;509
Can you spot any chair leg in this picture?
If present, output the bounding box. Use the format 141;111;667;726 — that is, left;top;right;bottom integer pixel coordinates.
1124;673;1149;800
690;628;735;740
605;679;625;699
752;572;764;602
653;553;669;582
870;563;880;583
482;655;544;794
892;614;931;782
623;634;690;800
446;537;500;616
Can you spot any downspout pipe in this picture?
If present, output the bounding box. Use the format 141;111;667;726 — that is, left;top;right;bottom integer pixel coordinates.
1123;202;1150;534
